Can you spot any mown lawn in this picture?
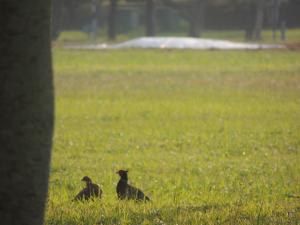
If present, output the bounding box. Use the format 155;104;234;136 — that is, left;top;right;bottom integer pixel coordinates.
46;49;300;225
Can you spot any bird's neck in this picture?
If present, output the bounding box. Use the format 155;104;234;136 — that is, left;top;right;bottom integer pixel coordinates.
120;175;128;182
86;182;92;188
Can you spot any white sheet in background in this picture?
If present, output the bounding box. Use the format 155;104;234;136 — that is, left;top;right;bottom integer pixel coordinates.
65;37;283;50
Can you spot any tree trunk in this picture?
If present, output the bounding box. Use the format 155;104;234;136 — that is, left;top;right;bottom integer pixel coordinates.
0;1;54;224
188;16;199;37
271;0;281;40
253;0;266;40
108;0;118;40
146;0;156;36
244;2;256;40
187;0;206;37
197;0;206;37
90;0;99;38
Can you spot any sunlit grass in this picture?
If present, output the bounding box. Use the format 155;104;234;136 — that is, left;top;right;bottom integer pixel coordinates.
46;49;300;225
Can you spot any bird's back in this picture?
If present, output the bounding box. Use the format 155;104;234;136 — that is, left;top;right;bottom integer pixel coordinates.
127;184;150;201
74;183;102;201
91;183;102;198
74;188;90;201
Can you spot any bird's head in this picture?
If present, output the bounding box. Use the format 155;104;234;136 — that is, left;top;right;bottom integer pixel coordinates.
81;176;92;184
116;170;128;179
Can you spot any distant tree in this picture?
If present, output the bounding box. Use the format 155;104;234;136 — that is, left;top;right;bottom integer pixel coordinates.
269;0;283;40
90;0;102;38
163;0;207;37
146;0;157;36
188;0;207;37
127;0;157;36
174;0;288;41
108;0;119;40
253;0;266;40
233;0;287;40
0;0;54;224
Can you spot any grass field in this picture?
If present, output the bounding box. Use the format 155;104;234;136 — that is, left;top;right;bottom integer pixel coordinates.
46;48;300;225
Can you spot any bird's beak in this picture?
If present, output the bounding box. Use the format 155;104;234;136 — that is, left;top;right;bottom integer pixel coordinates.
116;171;119;174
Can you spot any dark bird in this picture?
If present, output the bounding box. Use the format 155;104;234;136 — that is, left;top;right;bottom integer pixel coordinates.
74;176;102;201
116;170;150;202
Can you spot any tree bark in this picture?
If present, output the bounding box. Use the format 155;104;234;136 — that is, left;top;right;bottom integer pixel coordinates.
0;1;54;224
163;0;206;38
271;0;281;40
108;0;118;40
253;0;266;40
244;2;256;40
90;0;99;38
146;0;156;36
187;0;206;37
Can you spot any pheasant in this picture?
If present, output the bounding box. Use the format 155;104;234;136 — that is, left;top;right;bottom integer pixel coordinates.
116;170;150;202
74;176;102;201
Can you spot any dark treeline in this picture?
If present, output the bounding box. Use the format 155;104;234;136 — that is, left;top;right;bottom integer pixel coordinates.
52;0;300;41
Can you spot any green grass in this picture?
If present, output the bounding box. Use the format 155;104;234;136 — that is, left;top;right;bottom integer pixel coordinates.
47;49;300;225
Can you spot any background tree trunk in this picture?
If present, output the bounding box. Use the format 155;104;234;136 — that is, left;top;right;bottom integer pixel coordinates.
90;0;99;38
0;1;54;224
244;2;256;40
253;0;266;40
146;0;156;36
108;0;118;40
188;16;199;37
271;0;281;40
187;0;206;37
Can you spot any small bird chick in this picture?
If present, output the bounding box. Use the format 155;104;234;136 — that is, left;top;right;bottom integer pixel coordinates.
74;176;102;201
116;170;150;202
